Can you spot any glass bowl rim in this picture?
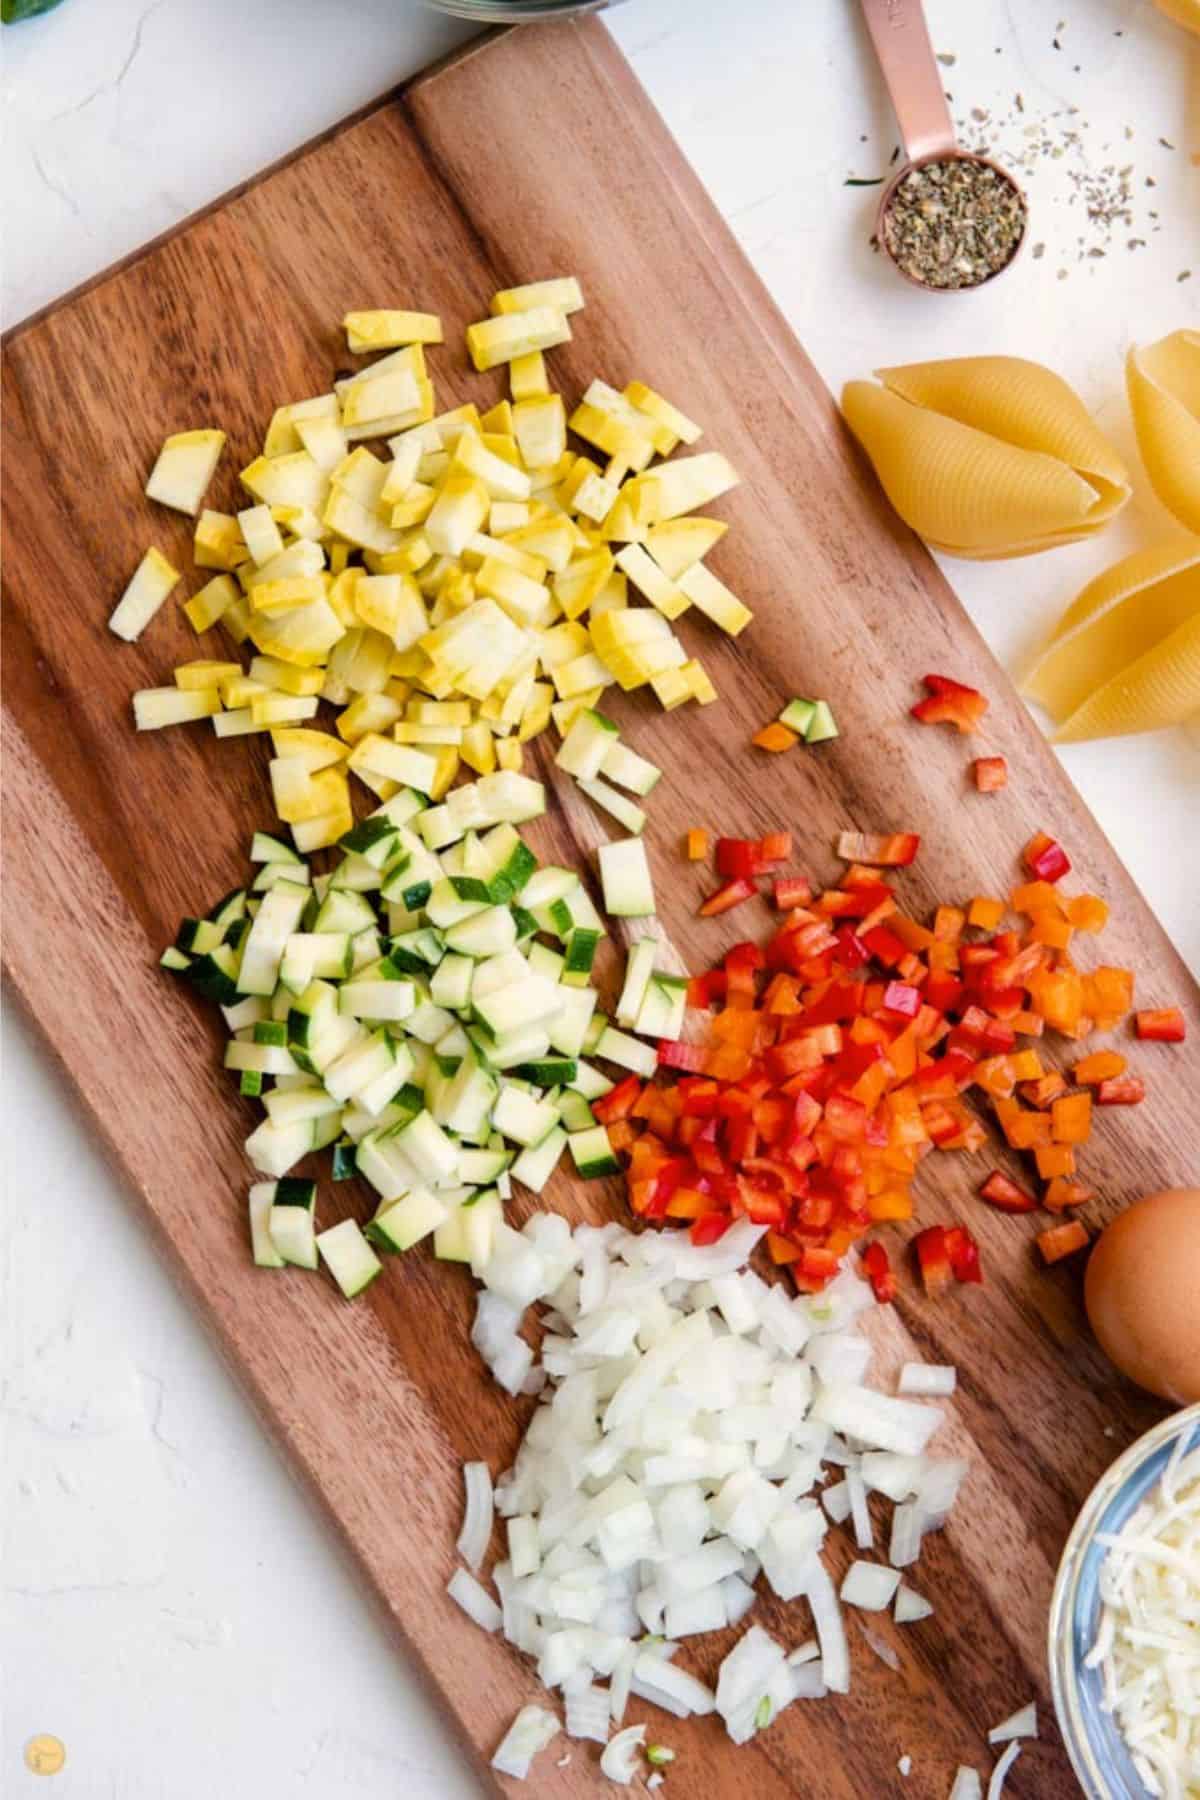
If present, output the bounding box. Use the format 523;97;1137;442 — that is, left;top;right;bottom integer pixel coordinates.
1048;1402;1200;1800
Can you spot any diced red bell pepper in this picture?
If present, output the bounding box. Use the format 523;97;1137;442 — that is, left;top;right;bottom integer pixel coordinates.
700;877;757;918
979;1170;1038;1213
690;1212;731;1247
835;831;921;867
773;877;813;911
1023;832;1072;884
1096;1074;1146;1106
715;838;764;879
924;969;964;1014
861;1241;897;1304
861;924;908;967
940;1225;981;1285
911;673;989;733
592;1074;644;1124
972;756;1008;793
1134;1008;1186;1043
914;1226;953;1291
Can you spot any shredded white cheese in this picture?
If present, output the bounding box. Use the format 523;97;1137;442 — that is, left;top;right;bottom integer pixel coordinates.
1087;1439;1200;1799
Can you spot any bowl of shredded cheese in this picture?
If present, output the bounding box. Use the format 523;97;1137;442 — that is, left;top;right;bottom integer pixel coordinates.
1049;1406;1200;1799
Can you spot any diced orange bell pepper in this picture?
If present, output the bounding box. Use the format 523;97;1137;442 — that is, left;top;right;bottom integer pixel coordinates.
1006;1108;1053;1148
1051;1091;1092;1144
1028;912;1074;951
1035;1142;1076;1180
967;896;1005;930
753;722;797;752
1067;893;1108;933
1019;1072;1066;1110
685;828;709;861
933;906;966;943
1037;1220;1089;1263
1044;1177;1095;1213
1073;1050;1125;1085
1011;880;1066;917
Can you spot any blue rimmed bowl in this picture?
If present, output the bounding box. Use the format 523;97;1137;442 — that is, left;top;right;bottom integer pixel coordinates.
1048;1405;1200;1799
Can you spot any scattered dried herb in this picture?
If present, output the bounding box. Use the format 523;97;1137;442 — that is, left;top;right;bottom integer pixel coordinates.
881;156;1027;289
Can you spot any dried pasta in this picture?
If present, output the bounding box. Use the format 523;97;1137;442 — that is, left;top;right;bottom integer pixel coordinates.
1153;0;1200;33
1126;330;1200;535
1023;538;1200;741
842;356;1130;558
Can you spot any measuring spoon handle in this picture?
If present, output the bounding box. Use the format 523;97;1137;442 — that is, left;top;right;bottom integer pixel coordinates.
858;0;958;165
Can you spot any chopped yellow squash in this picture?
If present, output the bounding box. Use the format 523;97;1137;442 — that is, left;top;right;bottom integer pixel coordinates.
110;547;181;642
146;429;225;516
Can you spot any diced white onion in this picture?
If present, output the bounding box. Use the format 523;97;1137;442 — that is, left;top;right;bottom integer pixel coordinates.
856;1617;901;1670
894;1584;934;1625
948;1769;982;1800
841;1560;901;1611
490;1703;559;1779
457;1460;494;1571
987;1701;1038;1745
599;1723;645;1784
447;1566;502;1633
986;1742;1021;1799
898;1363;957;1398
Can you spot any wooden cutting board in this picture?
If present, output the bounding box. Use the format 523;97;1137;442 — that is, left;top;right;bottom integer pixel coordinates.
4;18;1197;1796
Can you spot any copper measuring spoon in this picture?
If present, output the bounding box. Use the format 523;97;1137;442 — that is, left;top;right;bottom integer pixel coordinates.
859;0;1028;290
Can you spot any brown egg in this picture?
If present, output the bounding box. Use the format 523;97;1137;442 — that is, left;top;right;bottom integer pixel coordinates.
1085;1188;1200;1403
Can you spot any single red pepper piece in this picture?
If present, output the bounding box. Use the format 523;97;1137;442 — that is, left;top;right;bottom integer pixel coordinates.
914;1226;953;1291
773;876;814;911
979;1170;1038;1213
690;1212;731;1247
911;673;989;733
1134;1008;1186;1043
943;1225;984;1285
699;877;757;918
835;831;921;867
592;1074;644;1125
861;924;908;967
972;756;1008;793
715;838;764;880
1096;1074;1147;1105
1023;831;1072;883
861;1241;898;1304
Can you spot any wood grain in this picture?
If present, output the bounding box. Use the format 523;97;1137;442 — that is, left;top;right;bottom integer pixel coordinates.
4;19;1198;1796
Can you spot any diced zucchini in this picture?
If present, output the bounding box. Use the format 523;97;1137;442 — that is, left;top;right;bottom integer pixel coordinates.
779;697;816;736
393;1109;459;1186
594;1025;658;1077
599;740;661;796
634;974;688;1041
366;1187;448;1254
514;1058;577;1087
567;1059;613;1101
556;1088;595;1133
248;1181;286;1268
562;929;600;986
615;937;658;1027
492;1084;560;1148
804;699;839;744
510;1125;567;1194
317;1217;382;1296
598;838;656;918
267;1176;318;1268
568;1124;620;1179
555;707;619;780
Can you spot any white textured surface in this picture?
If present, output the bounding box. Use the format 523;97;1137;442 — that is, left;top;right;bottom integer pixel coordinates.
3;1;1197;1794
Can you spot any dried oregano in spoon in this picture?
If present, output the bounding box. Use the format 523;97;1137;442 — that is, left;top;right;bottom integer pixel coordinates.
882;157;1027;290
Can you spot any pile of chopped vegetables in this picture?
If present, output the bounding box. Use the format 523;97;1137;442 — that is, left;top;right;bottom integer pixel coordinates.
115;278;753;851
597;823;1180;1291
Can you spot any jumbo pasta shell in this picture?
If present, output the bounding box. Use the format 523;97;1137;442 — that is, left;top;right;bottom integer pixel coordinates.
842;379;1116;559
1054;612;1200;743
879;356;1130;523
1153;0;1200;34
1127;331;1200;534
1023;538;1200;740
